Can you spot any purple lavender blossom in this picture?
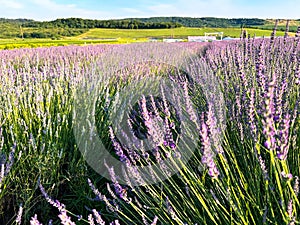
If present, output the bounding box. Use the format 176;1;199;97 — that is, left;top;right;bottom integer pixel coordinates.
15;203;23;225
92;209;105;225
258;155;269;180
105;164;129;201
165;196;177;220
287;199;293;218
281;171;293;180
140;95;165;147
87;178;104;201
206;104;224;154
5;142;16;175
296;26;300;37
110;220;120;225
88;214;95;225
39;182;65;211
58;209;76;225
262;78;276;151
39;181;76;224
277;114;290;160
200;120;219;179
248;88;257;140
293;176;299;196
30;215;43;225
183;82;199;130
109;127;131;166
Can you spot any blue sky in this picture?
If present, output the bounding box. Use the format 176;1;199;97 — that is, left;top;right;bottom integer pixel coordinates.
0;0;299;21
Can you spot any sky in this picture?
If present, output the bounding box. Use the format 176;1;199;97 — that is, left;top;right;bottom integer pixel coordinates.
0;0;299;21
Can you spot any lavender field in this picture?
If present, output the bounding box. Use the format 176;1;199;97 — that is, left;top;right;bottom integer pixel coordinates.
0;28;300;225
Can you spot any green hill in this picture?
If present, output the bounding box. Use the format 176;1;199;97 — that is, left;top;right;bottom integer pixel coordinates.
0;17;299;39
0;17;298;49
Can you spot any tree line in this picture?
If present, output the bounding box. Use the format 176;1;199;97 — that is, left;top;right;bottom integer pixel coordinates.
1;17;268;30
129;17;266;28
25;18;183;29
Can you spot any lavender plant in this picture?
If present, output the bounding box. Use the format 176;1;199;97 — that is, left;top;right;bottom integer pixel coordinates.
84;35;300;224
0;45;116;223
0;26;299;225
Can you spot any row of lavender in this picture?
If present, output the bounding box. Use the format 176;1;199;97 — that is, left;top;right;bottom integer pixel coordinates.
89;37;300;224
0;43;205;224
0;45;116;224
0;33;299;224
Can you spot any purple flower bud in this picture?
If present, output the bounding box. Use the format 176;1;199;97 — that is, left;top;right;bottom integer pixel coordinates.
200;120;219;179
92;209;105;225
30;214;43;225
88;214;95;225
293;176;299;196
16;203;23;225
281;171;293;180
287;199;293;218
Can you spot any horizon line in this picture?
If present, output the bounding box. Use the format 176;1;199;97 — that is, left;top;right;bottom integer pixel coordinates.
1;16;299;22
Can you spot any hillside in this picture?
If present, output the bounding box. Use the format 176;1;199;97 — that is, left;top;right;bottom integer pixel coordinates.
0;17;299;39
252;19;300;32
125;17;266;27
0;27;291;50
78;27;287;39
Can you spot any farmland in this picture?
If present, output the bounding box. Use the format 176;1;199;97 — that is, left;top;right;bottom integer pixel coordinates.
0;25;300;225
0;26;290;50
78;27;288;39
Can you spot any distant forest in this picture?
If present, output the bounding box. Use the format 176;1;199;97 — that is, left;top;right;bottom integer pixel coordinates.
128;17;267;28
1;17;268;29
0;17;298;39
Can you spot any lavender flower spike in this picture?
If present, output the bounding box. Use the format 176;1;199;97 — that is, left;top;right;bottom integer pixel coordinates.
15;203;23;225
88;214;96;225
39;181;76;225
58;209;76;225
200;120;219;179
30;215;43;225
92;209;105;225
277;113;290;160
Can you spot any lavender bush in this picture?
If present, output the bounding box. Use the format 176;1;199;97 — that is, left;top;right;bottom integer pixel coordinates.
82;34;300;224
0;25;299;224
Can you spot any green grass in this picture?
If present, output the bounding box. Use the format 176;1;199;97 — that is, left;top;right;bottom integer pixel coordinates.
78;27;289;39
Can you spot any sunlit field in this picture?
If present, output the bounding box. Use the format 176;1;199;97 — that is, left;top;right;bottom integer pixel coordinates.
0;25;300;225
79;27;288;39
0;26;290;50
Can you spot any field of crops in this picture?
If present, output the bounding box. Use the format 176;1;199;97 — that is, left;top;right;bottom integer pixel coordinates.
0;26;291;50
78;27;288;39
256;19;300;32
0;27;300;225
0;38;122;50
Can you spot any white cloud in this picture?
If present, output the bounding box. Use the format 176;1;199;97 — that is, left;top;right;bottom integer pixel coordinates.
124;0;239;18
238;0;300;19
147;3;180;14
146;0;238;18
122;8;144;14
29;0;75;10
140;0;299;19
21;0;113;20
0;0;23;9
